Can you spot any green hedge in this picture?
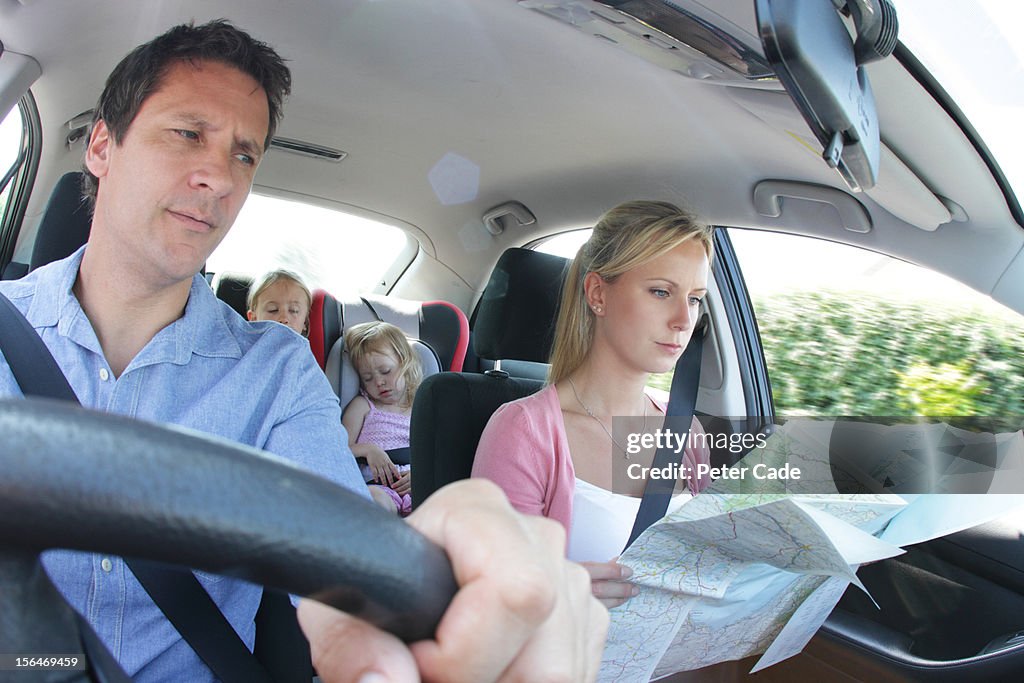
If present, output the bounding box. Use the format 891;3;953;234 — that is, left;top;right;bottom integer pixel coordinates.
648;291;1024;417
756;291;1024;416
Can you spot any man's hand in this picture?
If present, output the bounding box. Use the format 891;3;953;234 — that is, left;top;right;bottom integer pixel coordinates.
297;479;609;682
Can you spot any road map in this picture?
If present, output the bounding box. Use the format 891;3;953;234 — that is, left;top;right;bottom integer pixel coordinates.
598;419;1024;681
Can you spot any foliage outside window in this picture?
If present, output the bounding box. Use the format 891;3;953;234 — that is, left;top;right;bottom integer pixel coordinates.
731;229;1024;417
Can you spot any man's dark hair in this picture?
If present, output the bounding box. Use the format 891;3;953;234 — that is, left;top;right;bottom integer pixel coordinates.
82;19;291;203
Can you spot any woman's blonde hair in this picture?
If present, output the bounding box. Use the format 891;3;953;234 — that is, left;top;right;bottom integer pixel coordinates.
246;269;313;336
344;321;423;409
547;200;715;385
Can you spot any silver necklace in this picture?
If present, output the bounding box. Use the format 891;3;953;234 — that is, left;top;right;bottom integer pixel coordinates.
566;377;648;459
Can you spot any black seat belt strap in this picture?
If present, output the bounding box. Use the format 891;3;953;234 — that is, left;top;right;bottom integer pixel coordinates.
127;560;273;683
0;292;273;683
359;296;383;322
625;317;706;550
0;291;81;402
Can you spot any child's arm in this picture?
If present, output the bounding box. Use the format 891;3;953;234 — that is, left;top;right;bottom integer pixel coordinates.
341;395;371;448
341;396;400;485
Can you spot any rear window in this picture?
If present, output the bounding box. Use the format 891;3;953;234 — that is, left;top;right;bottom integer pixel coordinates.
535;229;590;259
207;193;416;294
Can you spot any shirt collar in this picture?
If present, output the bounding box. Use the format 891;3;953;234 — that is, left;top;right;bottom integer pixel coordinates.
24;245;242;365
173;275;243;364
25;245;86;329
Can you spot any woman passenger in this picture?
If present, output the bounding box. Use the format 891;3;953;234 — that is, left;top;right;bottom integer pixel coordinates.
472;200;713;607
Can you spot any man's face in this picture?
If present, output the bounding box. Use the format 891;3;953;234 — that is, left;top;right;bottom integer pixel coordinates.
85;59;270;286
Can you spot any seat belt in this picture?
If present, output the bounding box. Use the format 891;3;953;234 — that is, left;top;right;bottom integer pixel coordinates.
0;292;275;683
624;317;706;550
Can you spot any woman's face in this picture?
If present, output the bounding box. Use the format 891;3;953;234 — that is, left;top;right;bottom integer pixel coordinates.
247;279;310;336
588;240;709;375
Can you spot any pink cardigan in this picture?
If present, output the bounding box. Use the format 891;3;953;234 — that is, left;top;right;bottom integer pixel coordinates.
472;384;710;533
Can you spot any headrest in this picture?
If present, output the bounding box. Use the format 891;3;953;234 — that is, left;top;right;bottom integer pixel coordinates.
421;301;469;372
327;336;442;414
309;289;341;370
213;273;253;319
341;295;469;372
473;248;569;363
29;172;92;271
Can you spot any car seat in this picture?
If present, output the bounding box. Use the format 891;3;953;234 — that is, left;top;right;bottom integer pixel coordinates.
212;272;253;318
29;172;93;272
1;171;92;280
331;295;469;372
409;248;570;507
324;294;468;407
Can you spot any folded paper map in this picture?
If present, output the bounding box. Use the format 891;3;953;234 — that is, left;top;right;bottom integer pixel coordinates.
599;419;1024;681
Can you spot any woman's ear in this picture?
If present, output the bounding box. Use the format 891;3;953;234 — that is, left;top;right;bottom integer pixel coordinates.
583;271;606;316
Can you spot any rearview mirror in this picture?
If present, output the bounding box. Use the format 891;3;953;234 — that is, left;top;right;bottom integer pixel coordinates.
756;0;898;191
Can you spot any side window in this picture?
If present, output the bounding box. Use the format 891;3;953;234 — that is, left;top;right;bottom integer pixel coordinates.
207;193;416;295
0;105;25;222
730;229;1024;416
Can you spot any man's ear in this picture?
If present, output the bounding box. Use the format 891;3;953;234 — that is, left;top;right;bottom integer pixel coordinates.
84;120;113;179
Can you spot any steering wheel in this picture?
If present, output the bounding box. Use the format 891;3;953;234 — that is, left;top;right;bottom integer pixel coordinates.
0;397;457;676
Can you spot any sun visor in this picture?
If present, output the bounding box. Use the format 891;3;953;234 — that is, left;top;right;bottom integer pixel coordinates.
756;0;897;192
727;87;951;231
0;47;41;123
869;146;951;231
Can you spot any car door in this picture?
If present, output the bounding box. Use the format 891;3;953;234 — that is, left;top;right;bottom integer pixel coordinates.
701;227;1024;681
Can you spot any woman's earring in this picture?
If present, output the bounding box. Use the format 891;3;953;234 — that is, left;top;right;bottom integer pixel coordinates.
592;305;602;314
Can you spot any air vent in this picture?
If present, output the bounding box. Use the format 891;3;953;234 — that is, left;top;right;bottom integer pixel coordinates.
269;137;347;162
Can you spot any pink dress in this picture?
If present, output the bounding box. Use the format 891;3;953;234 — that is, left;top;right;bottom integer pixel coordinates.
356;390;412;515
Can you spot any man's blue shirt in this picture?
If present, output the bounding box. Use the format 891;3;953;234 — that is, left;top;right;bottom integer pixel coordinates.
0;246;368;682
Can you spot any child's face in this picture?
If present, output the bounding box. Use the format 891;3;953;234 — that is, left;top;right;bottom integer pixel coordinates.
355;350;406;406
248;279;310;335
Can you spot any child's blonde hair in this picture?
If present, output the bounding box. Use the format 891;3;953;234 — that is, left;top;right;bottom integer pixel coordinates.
246;269;313;336
344;321;423;409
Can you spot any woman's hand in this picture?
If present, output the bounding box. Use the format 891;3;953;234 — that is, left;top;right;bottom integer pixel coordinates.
391;469;412;496
365;446;399;486
580;559;639;609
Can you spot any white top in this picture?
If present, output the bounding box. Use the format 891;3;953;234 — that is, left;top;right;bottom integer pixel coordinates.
567;477;692;563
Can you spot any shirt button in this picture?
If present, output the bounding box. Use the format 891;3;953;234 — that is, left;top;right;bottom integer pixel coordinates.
99;368;109;381
101;558;113;572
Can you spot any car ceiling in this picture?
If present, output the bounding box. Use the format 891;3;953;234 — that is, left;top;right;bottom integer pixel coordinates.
2;0;1023;309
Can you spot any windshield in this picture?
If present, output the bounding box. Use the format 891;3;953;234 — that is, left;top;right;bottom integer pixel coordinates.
895;0;1024;208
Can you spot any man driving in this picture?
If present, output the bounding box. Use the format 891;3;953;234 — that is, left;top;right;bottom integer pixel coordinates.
0;20;606;683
